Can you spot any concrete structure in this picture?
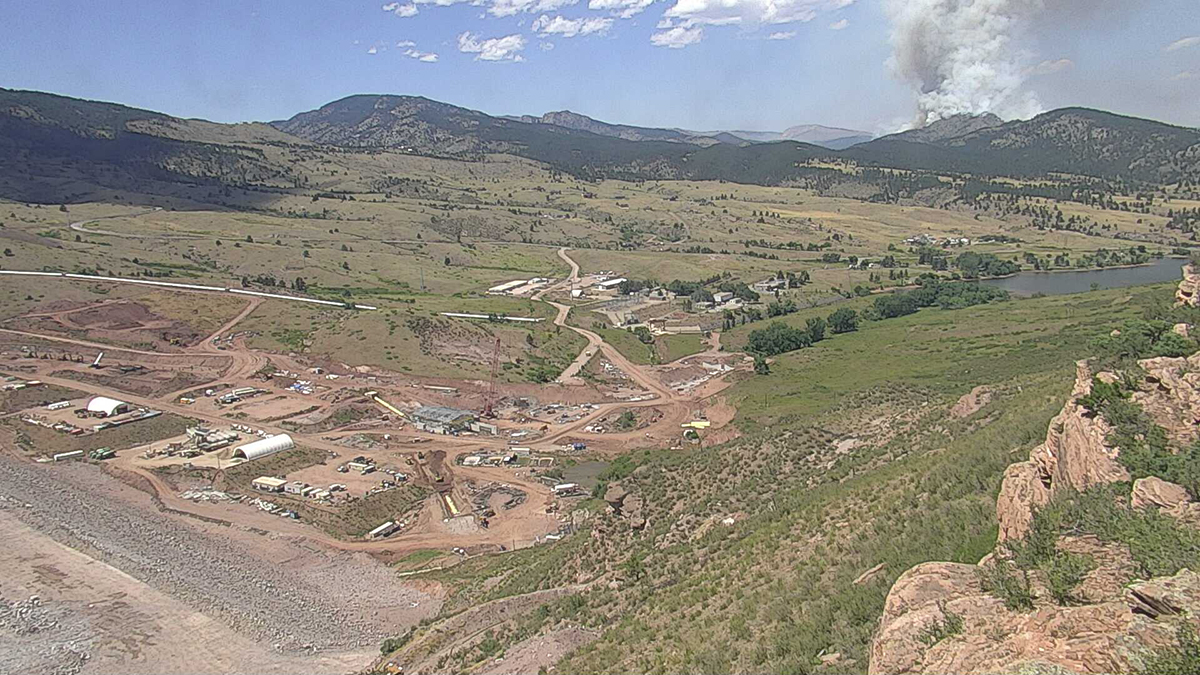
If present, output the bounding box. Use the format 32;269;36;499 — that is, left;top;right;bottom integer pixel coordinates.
251;476;286;492
713;291;734;303
469;420;498;436
86;396;129;417
232;434;295;461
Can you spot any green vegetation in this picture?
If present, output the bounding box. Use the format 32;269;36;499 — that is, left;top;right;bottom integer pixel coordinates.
1142;625;1200;675
1013;484;1200;580
978;563;1034;611
917;604;964;646
1073;368;1200;498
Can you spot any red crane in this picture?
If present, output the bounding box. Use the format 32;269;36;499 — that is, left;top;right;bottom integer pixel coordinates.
481;337;502;418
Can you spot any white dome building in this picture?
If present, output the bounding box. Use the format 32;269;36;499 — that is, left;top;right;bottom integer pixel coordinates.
232;434;295;461
86;396;129;417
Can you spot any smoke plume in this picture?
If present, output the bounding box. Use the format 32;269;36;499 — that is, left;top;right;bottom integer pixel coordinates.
885;0;1051;127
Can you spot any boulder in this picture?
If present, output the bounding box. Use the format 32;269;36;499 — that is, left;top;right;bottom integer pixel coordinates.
1125;569;1200;619
1131;477;1191;511
997;461;1051;542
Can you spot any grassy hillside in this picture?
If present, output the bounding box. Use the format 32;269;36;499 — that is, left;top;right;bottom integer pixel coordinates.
415;284;1165;673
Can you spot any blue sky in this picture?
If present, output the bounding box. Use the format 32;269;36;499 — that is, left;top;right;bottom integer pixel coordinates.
2;0;1198;132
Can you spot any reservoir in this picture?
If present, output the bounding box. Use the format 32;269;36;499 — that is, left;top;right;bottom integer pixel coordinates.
977;257;1187;296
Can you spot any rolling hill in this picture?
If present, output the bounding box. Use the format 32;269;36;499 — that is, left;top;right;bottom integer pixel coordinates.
3;88;1199;201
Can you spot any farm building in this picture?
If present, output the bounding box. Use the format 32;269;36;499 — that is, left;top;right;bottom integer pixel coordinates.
595;277;627;290
251;476;287;492
412;406;477;434
232;434;295;461
487;279;528;294
86;396;129;417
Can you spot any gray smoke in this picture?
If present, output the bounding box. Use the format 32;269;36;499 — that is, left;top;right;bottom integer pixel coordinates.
885;0;1051;127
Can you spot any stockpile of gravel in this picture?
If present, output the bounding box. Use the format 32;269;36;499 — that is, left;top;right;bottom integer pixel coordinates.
0;456;420;653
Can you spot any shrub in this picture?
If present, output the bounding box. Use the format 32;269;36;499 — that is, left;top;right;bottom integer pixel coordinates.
978;563;1034;611
917;602;964;646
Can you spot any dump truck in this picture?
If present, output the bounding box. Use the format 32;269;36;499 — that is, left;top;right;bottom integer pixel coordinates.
89;447;115;460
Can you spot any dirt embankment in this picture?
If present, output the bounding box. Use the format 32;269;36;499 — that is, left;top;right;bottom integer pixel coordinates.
870;349;1200;675
0;452;442;674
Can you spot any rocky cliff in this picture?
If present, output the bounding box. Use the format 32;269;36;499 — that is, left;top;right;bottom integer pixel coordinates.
871;334;1200;674
1177;264;1200;307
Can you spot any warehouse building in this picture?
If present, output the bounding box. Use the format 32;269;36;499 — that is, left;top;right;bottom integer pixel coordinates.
251;476;286;492
232;434;295;461
412;406;477;435
86;396;129;418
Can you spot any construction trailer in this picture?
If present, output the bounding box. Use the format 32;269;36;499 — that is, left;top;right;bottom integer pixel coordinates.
53;450;85;462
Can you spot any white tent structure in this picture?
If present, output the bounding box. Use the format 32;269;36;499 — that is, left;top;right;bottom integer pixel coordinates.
86;396;128;417
232;434;295;461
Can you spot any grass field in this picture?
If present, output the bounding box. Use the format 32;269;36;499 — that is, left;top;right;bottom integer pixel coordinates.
723;284;1164;427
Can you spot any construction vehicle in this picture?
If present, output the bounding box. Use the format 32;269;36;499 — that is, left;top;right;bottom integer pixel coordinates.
88;447;115;460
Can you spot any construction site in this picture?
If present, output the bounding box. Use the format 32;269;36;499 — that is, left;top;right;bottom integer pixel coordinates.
0;250;742;546
0;246;746;674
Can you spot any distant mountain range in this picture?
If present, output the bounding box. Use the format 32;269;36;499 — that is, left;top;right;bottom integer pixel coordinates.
499;110;874;150
3;87;1199;199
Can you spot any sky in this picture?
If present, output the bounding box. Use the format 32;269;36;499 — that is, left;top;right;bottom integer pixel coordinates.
2;0;1198;133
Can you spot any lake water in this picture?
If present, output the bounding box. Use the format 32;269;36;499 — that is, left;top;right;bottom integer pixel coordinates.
977;257;1187;297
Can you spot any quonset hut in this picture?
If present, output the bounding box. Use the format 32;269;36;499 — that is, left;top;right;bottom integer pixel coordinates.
232;434;295;461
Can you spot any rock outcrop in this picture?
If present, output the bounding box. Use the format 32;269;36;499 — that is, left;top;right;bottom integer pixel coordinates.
602;483;646;530
996;361;1129;542
873;343;1200;673
1176;264;1200;307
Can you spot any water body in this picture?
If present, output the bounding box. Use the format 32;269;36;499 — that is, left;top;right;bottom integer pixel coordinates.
977;257;1187;297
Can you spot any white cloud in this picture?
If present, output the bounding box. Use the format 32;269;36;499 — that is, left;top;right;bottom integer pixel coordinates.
656;17;674;28
382;2;419;16
404;48;440;62
531;14;613;37
1166;36;1200;52
1027;58;1074;76
1172;71;1196;81
458;31;527;61
540;41;555;50
767;30;796;39
367;46;379;54
829;18;848;30
489;0;577;17
397;40;416;47
589;0;656;19
650;25;703;48
664;0;853;27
